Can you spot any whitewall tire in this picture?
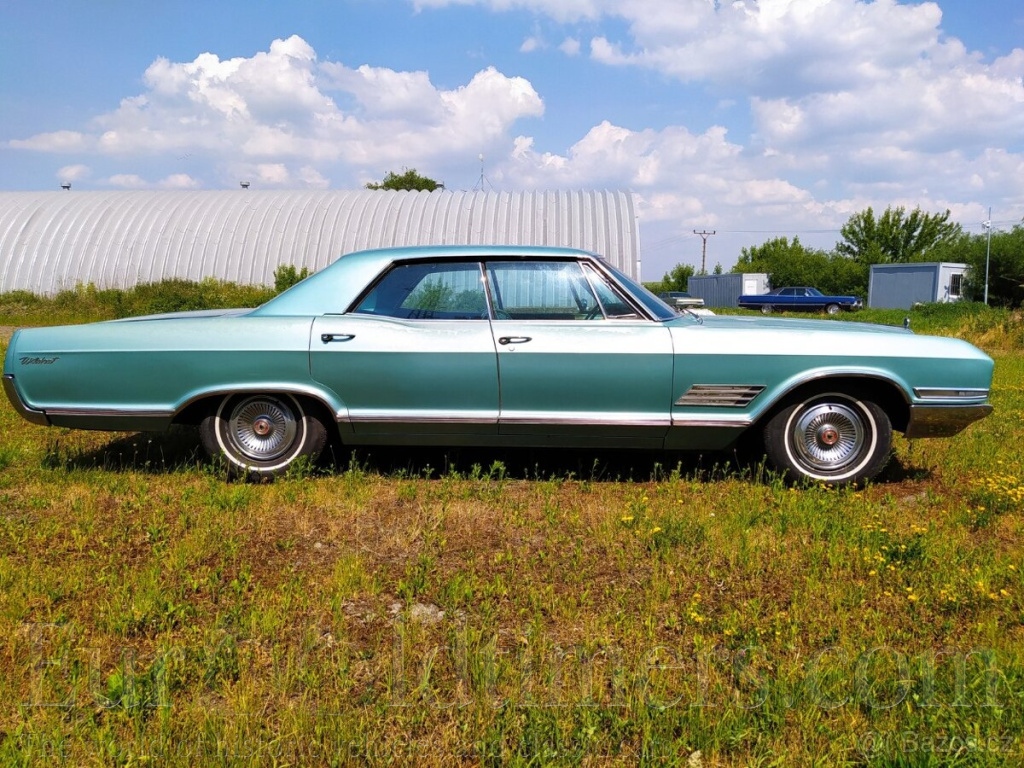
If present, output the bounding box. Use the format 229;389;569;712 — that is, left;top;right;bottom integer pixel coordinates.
763;392;891;485
200;393;327;479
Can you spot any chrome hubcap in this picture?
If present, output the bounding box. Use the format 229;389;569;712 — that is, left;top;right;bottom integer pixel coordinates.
792;401;865;473
227;396;298;461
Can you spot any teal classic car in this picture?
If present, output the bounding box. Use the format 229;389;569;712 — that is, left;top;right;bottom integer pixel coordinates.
4;245;993;484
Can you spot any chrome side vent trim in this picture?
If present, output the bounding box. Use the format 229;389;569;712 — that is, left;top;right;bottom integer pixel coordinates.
674;384;765;408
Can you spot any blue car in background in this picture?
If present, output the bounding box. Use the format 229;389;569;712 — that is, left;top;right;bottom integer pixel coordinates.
739;287;863;315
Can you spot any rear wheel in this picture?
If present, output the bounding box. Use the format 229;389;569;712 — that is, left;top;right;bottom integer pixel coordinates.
763;391;891;485
760;304;773;315
200;393;327;479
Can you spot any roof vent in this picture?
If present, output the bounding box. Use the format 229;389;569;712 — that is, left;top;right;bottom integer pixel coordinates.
60;183;71;191
240;181;250;189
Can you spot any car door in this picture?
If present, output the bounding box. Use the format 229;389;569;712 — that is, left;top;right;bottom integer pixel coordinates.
485;259;674;446
310;260;499;437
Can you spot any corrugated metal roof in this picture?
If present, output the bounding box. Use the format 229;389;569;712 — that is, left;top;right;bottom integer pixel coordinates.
0;190;640;295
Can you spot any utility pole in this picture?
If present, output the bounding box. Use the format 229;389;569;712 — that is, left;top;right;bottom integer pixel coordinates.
694;230;716;274
983;207;992;305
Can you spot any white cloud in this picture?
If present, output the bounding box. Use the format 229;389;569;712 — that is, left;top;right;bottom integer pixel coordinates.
298;166;330;189
57;164;90;182
520;36;543;53
404;0;1024;274
256;164;290;185
10;130;91;152
413;0;1024;154
8;14;1023;277
159;173;200;189
106;174;149;189
11;35;543;187
559;37;581;56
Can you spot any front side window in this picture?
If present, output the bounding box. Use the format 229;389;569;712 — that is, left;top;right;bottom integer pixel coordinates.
487;261;601;321
602;262;675;321
582;264;640;319
354;262;487;319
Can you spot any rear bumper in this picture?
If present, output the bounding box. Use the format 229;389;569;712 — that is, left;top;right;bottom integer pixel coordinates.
2;374;50;426
904;403;993;439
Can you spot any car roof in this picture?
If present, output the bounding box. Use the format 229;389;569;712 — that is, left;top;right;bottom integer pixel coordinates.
253;244;602;317
341;244;598;262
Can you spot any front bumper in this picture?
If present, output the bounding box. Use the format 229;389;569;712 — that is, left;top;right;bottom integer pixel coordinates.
2;374;50;426
904;403;993;439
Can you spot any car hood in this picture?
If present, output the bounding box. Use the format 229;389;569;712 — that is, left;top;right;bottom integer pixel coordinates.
677;314;912;335
104;307;254;323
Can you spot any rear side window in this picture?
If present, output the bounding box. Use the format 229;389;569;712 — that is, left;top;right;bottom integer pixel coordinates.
354;262;487;319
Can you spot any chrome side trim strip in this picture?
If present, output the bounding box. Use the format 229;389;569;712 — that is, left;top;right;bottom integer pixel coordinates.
351;415;498;425
674;384;765;408
913;387;990;401
671;419;751;429
45;407;173;418
3;374;50;426
500;411;669;427
349;411;671;427
349;411;755;429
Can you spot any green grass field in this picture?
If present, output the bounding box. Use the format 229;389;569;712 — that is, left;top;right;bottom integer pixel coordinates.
1;301;1022;766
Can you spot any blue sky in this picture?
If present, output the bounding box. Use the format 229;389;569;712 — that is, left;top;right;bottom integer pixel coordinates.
2;0;1022;278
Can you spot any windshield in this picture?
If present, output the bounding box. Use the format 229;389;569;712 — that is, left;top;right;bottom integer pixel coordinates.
603;263;680;321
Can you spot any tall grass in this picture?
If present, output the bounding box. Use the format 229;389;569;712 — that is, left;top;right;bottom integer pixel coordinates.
0;279;278;327
0;303;1021;765
723;301;1024;350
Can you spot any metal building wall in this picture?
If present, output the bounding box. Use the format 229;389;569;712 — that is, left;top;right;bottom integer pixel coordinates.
868;262;969;308
689;273;769;308
0;189;640;296
868;263;937;309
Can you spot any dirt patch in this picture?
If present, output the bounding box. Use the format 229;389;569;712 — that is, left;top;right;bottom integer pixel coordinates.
0;326;17;344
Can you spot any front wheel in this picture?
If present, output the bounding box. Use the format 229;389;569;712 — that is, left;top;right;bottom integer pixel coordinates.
763;392;891;485
825;303;841;315
200;393;327;479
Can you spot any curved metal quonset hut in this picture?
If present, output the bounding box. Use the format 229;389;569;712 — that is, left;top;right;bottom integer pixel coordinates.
0;190;640;296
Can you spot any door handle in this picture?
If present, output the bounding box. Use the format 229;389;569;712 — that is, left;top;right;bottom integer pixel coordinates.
498;336;532;345
321;333;355;343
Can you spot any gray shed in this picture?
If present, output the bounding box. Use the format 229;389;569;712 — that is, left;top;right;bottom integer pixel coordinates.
868;262;968;309
0;189;640;295
688;273;770;308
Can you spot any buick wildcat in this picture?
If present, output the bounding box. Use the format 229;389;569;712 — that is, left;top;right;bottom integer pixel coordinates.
739;287;863;315
3;245;993;484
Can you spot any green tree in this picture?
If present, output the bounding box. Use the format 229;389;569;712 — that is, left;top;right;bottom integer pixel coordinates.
733;236;868;296
273;264;310;293
954;223;1024;308
837;206;962;264
365;168;443;192
658;263;696;292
